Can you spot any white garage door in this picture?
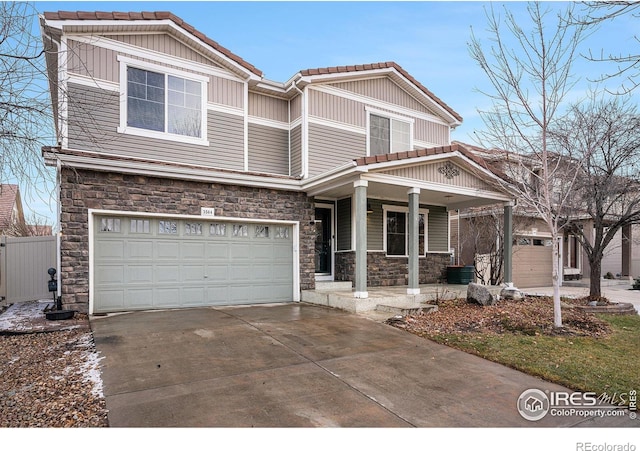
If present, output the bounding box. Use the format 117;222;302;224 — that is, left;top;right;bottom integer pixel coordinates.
92;215;294;313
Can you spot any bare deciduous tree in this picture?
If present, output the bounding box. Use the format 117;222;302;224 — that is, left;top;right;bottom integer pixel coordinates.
552;94;640;297
469;2;591;327
0;2;54;196
575;1;640;94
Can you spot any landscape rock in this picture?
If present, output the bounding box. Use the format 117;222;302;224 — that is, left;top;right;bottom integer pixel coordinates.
500;286;524;301
466;282;496;306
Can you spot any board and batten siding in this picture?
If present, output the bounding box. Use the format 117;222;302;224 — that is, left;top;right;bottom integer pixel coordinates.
66;40;245;110
248;123;289;175
330;78;439;118
111;34;223;69
290;95;302;122
290;125;302;177
67;82;244;171
249;93;289;123
413;119;449;147
337;198;352;251
308;89;365;128
307;123;365;177
382;162;494;191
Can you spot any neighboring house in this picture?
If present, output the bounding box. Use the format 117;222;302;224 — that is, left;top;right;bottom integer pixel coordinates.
450;142;634;288
40;11;516;314
0;184;27;237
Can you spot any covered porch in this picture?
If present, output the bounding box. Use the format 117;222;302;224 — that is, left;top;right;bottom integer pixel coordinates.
302;144;517;307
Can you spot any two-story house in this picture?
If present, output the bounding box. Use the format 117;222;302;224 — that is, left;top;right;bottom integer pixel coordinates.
40;11;516;314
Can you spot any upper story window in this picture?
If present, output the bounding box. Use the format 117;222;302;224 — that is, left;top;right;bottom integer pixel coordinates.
118;56;209;146
368;110;413;156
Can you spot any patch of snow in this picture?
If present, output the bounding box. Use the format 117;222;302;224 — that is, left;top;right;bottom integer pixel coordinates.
0;301;50;331
75;332;105;398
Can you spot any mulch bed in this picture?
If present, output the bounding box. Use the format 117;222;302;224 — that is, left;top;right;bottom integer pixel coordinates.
387;296;612;338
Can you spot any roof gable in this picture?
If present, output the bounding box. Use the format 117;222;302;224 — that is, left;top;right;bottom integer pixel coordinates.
0;184;20;230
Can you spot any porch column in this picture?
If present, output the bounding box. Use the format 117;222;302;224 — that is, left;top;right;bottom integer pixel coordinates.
407;187;421;295
622;224;632;279
503;202;513;287
354;180;368;298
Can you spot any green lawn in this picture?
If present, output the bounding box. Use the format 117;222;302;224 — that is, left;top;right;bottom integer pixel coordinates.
423;314;640;399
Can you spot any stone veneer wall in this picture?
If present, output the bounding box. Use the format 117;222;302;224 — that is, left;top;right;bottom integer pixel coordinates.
334;251;450;286
59;168;315;312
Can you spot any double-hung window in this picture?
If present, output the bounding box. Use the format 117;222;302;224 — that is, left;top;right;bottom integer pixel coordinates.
368;110;413;156
118;56;208;146
384;206;427;256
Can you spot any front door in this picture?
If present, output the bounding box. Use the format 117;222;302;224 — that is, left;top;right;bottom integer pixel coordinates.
315;207;332;276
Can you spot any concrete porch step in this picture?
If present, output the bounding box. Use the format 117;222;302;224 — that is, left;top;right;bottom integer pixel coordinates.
301;289;431;313
314;281;353;291
375;303;438;316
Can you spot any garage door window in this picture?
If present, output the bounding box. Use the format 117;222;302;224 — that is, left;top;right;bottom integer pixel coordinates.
255;225;269;238
275;226;290;239
100;218;121;233
159;220;177;234
233;224;248;237
185;222;203;235
210;223;226;236
130;219;150;234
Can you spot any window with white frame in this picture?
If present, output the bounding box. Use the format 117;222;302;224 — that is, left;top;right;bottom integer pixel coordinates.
384;207;427;256
368;112;412;156
119;57;208;145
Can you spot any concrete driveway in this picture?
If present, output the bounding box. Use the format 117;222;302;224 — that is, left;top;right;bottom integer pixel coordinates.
90;303;637;427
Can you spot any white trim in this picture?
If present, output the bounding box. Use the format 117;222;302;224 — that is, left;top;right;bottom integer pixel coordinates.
354;291;369;299
414;139;446;149
68;34;246;82
311;84;450;126
308;116;366;136
117;55;209;146
67;73;119;92
382;204;429;257
207;102;244;117
353;180;369;188
88;208;301;314
302;85;309;178
248;116;290;130
408;187;421;195
407;288;421;295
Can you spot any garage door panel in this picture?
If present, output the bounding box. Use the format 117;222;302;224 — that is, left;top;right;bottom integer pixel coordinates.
128;241;154;259
96;240;125;259
156;242;180;259
127;266;154;284
94;216;294;313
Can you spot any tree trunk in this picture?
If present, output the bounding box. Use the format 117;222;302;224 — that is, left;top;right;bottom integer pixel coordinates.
589;257;602;298
552;234;563;328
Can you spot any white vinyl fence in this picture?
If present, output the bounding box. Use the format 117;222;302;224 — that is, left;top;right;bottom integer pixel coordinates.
0;235;56;304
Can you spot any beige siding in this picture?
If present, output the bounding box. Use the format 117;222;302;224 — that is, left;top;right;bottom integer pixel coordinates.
513;246;553;288
367;199;384;250
330;78;439;117
67;82;244;171
381;162;494;191
290;125;302;177
290;95;302;121
111;34;222;68
337;198;352;251
249;93;288;122
414;118;449;146
248;124;289;175
308;123;365;176
308;90;365;127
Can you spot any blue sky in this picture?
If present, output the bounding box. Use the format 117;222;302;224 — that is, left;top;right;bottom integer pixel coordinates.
23;1;640;225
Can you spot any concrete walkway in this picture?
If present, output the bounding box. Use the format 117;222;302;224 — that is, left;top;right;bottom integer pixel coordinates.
524;282;640;314
90;303;638;427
